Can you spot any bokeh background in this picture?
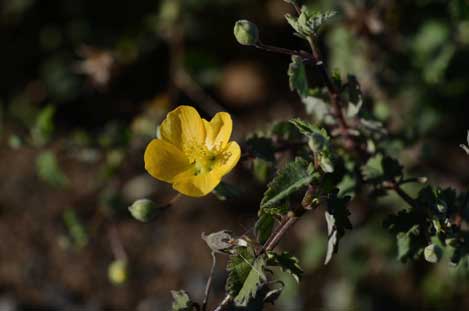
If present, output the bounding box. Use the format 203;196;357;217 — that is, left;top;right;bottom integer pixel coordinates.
1;0;469;310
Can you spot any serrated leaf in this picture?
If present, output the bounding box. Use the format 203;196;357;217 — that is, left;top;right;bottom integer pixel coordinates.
267;251;303;283
246;136;276;162
361;154;402;182
289;119;331;153
255;214;275;245
36;151;69;188
234;256;267;306
171;290;193;311
324;193;352;264
261;158;315;210
226;247;256;295
286;8;336;38
288;56;308;97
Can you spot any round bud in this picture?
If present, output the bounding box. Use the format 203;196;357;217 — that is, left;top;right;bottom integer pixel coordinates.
129;198;157;222
234;20;259;46
108;260;128;285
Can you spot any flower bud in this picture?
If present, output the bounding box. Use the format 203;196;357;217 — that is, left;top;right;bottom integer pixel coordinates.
108;260;128;285
424;244;442;263
129;198;157;222
234;20;259;46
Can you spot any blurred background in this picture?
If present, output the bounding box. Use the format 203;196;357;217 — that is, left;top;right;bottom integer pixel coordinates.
1;0;469;310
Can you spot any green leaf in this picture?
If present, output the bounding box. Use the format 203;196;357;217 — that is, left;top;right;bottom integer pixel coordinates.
36;151;69;188
288;56;308;97
345;75;363;118
267;251;304;283
31;105;55;146
63;208;88;248
302;95;330;123
171;290;193;311
424;244;443;263
246;136;276;162
234;256;267;306
286;8;336;38
361;154;402;182
226;247;256;295
324;193;352;264
260;158;315;210
255;214;275;245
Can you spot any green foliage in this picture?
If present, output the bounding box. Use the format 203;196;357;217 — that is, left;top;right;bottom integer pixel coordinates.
267;251;303;283
285;7;336;39
288;56;308;97
234;256;267;306
36;151;69;188
171;290;194;311
31;105;55;146
63;208;88;249
361;154;403;183
226;247;256;296
260;158;315;210
324;193;352;264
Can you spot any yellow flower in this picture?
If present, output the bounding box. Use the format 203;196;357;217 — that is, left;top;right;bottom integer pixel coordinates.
144;105;241;197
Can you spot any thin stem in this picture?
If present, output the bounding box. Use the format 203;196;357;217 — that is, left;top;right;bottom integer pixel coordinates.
255;42;312;60
109;226;127;262
202;251;217;311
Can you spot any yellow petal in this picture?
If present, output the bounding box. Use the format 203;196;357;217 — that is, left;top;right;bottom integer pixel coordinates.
172;170;222;197
215;141;241;177
203;112;232;149
144;139;191;183
159;105;205;149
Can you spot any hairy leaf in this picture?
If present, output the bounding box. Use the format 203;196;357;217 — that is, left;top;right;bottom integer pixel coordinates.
226;247;256;296
324;193;352;264
267;251;304;283
171;290;193;311
234;256;267;306
260;158;315;210
288;55;308;97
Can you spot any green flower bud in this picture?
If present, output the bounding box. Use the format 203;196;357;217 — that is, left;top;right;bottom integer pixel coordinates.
108;260;128;285
424;244;442;263
234;20;259;46
129;198;157;222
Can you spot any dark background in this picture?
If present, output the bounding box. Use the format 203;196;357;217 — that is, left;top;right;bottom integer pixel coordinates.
1;0;469;310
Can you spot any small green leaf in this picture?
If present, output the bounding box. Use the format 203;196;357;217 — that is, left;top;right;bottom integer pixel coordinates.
36;151;69;188
226;247;256;295
267;251;303;283
261;158;315;209
324;193;352;264
361;154;402;182
171;290;193;311
286;8;336;38
63;208;88;248
288;56;308;97
345;75;363;118
234;256;267;306
31;105;55;146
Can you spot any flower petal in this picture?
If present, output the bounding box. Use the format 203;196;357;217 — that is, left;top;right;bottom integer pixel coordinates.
203;112;232;149
172;170;222;197
216;141;241;177
144;139;191;183
159;105;205;149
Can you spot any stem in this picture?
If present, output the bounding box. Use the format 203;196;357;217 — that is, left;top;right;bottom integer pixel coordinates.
202;252;217;311
255;42;312;60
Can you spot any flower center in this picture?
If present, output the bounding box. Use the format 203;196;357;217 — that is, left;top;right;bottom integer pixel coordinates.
183;143;230;176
